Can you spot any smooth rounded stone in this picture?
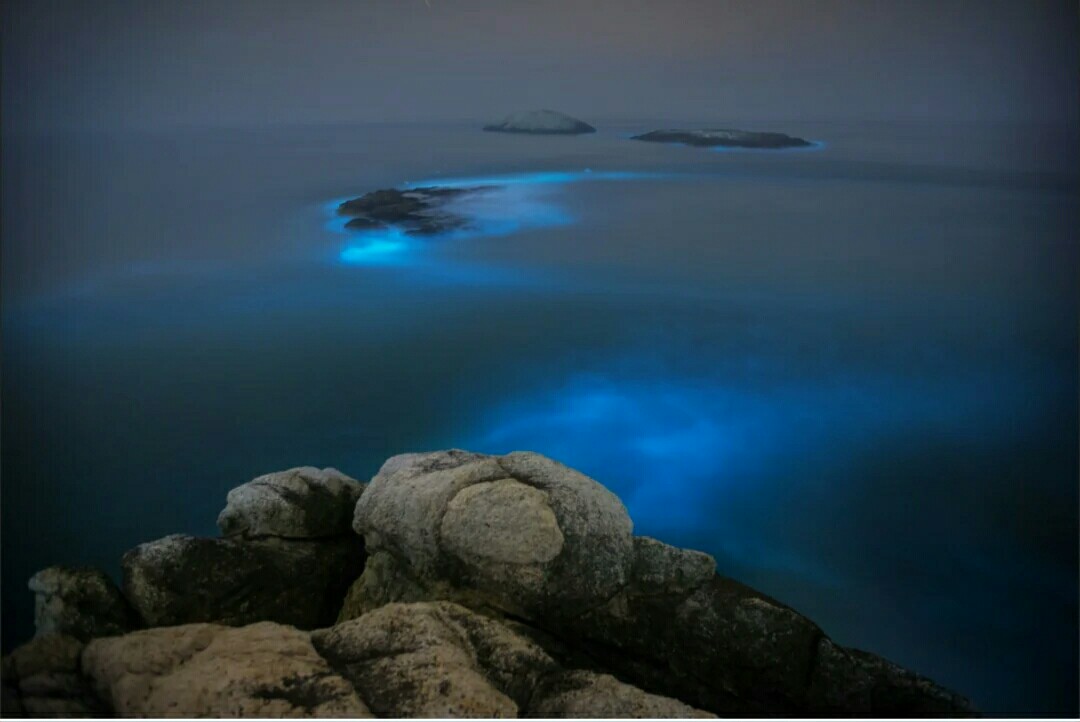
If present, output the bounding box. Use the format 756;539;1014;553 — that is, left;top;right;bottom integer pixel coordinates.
313;602;533;717
122;533;364;629
533;670;715;718
441;479;565;565
497;451;635;609
83;622;371;717
806;637;977;717
355;450;634;619
217;466;365;538
631;128;812;148
353;450;509;573
483;109;596;135
631;536;716;595
28;566;136;641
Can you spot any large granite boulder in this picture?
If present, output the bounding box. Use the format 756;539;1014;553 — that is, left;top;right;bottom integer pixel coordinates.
349;450;633;620
631;128;812;148
217;466;365;538
1;635;106;718
83;622;371;717
343;449;976;718
122;533;363;629
28;566;136;642
483;109;596;135
312;601;711;718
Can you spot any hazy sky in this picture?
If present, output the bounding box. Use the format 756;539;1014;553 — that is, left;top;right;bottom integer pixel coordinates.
3;0;1078;130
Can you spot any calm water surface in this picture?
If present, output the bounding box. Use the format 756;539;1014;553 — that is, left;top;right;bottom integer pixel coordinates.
3;120;1077;716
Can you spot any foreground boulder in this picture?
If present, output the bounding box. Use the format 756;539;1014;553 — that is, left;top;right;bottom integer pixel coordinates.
217;466;365;538
122;533;363;629
483;109;596;135
347;450;633;621
343;449;977;718
28;566;136;642
83;622;370;717
3;452;977;717
313;601;710;718
631;128;812;148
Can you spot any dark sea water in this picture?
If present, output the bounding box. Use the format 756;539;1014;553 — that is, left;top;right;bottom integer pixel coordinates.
2;120;1077;716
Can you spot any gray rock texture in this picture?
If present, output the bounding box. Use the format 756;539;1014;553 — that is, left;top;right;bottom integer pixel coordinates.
350;450;634;620
83;622;371;717
1;635;106;718
312;601;711;718
344;448;977;718
122;533;363;629
483;109;596;135
3;450;977;718
28;566;136;642
217;466;365;538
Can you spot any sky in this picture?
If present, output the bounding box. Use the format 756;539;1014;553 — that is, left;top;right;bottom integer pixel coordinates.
3;0;1078;131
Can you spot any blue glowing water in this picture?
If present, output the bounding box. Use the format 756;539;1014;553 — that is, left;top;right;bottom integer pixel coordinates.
2;121;1077;716
331;170;672;266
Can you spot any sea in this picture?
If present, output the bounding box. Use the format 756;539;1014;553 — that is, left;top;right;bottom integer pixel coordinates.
2;119;1077;716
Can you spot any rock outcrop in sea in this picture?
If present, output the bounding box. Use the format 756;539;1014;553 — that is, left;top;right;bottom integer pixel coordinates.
483;110;597;135
337;187;485;236
1;451;977;718
632;128;812;149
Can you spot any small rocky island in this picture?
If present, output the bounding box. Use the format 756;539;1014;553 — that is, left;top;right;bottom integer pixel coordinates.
2;451;976;718
483;109;596;135
337;186;486;236
632;128;812;149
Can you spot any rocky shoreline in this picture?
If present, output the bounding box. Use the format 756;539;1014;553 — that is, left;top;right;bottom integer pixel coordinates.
2;451;976;718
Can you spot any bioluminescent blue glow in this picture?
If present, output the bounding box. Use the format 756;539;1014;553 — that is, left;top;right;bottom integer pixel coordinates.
325;170;675;267
340;238;409;264
464;359;1043;584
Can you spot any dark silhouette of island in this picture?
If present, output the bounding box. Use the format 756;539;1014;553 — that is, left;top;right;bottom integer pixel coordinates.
483;109;597;135
632;128;812;148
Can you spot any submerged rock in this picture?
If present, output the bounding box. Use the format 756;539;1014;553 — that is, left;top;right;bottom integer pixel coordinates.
122;533;363;629
83;622;370;717
28;566;136;642
632;128;812;148
217;466;365;539
483;109;596;135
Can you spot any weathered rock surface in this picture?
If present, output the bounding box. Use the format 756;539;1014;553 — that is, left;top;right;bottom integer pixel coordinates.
483;109;596;135
122;533;363;629
28;566;136;642
631;128;812;148
337;186;484;237
217;466;365;539
4;450;977;718
313;601;711;718
344;449;977;718
83;622;371;717
1;635;106;718
351;450;633;620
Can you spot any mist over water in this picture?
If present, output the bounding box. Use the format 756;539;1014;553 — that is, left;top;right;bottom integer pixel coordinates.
2;120;1077;716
